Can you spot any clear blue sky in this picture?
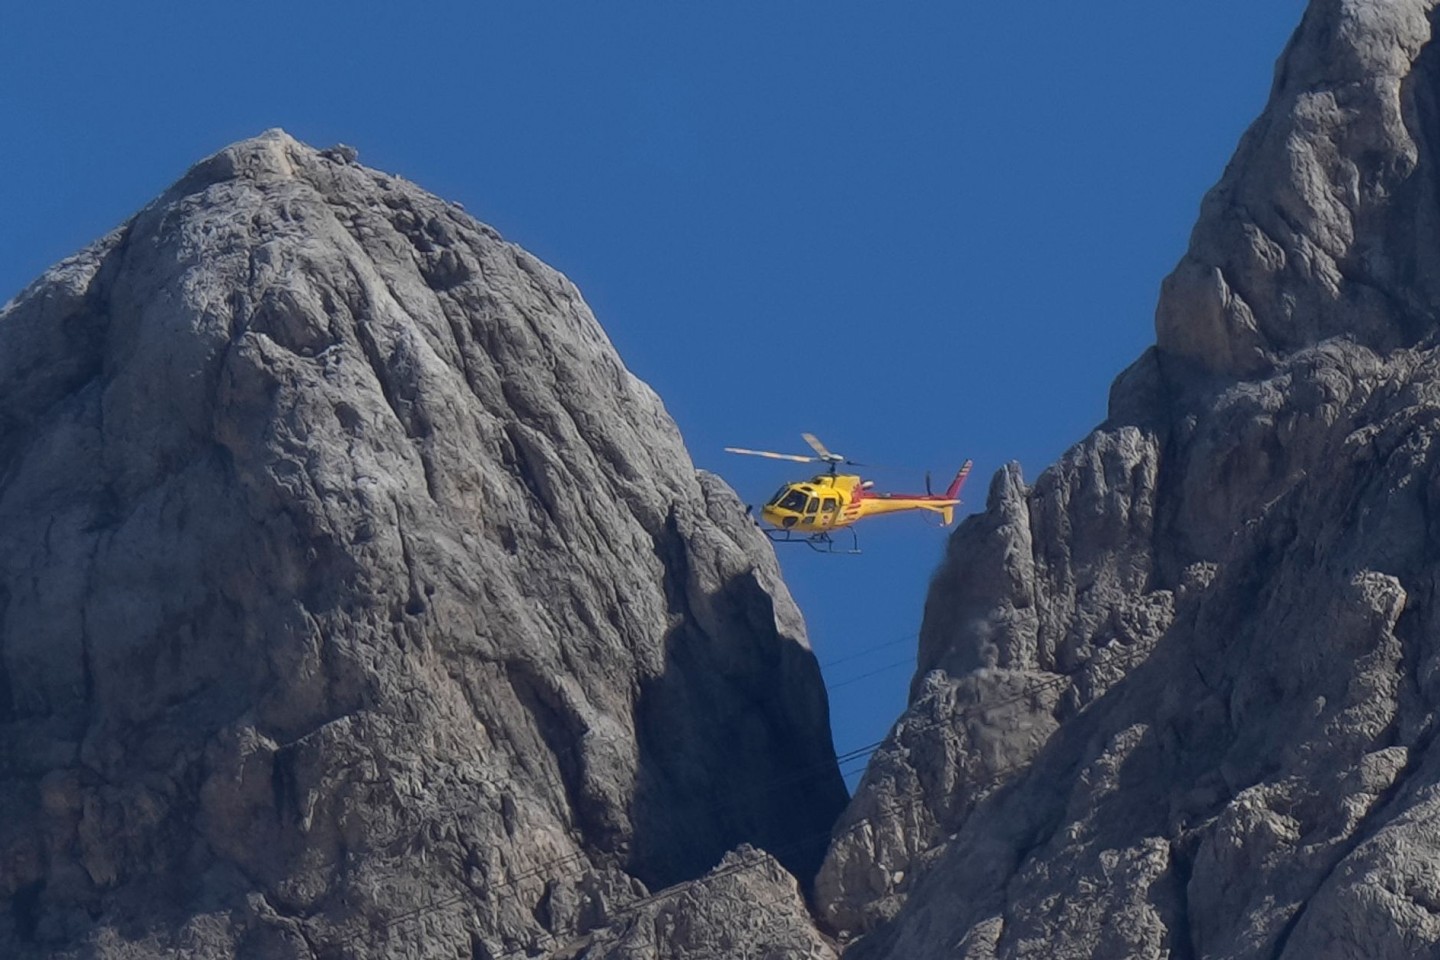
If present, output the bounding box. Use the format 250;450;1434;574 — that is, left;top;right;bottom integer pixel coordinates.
1;2;1307;777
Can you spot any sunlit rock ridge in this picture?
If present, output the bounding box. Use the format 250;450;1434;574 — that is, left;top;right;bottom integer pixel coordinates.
820;1;1440;958
0;129;847;959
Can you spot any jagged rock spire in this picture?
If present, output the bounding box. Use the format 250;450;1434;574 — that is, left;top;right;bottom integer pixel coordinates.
821;4;1440;958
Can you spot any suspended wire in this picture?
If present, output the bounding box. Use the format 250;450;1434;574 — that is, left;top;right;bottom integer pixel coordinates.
817;630;917;670
827;657;916;691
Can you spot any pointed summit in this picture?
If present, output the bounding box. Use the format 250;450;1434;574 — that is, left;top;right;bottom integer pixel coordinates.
0;132;845;958
1158;0;1440;378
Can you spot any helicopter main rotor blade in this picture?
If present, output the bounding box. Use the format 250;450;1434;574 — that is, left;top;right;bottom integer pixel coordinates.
724;447;817;463
801;432;839;461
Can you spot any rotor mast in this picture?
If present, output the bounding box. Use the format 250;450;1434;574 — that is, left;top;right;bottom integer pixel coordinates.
802;433;844;475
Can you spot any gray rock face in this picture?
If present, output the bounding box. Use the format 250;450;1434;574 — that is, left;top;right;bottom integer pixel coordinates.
565;847;838;960
0;130;846;959
820;2;1440;957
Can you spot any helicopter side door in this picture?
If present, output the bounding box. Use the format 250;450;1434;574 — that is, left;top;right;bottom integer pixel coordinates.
799;495;821;527
818;495;840;528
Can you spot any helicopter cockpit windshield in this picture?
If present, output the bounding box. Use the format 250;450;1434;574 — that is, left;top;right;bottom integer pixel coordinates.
773;489;809;512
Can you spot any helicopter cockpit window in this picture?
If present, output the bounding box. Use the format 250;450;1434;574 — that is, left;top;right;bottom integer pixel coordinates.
767;487;790;506
804;496;820;514
822;497;838;513
776;490;809;512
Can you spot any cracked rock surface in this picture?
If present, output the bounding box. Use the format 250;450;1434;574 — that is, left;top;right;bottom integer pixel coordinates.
0;130;846;959
560;846;838;960
819;2;1440;957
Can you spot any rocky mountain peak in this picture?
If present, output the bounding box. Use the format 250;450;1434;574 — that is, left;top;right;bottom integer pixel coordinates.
1157;0;1440;380
819;3;1440;957
0;128;846;958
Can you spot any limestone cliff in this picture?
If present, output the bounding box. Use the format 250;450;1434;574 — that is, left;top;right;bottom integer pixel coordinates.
820;1;1440;957
0;131;846;959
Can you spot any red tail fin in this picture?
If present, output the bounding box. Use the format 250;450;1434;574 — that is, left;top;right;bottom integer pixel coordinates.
945;459;973;500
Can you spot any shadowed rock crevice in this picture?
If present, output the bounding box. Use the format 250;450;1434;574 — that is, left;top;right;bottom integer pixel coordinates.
631;509;847;893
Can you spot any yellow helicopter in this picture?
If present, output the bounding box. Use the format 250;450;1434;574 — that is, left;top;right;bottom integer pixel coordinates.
726;433;973;553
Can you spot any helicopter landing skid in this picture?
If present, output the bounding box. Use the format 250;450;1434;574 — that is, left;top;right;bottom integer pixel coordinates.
763;528;861;555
